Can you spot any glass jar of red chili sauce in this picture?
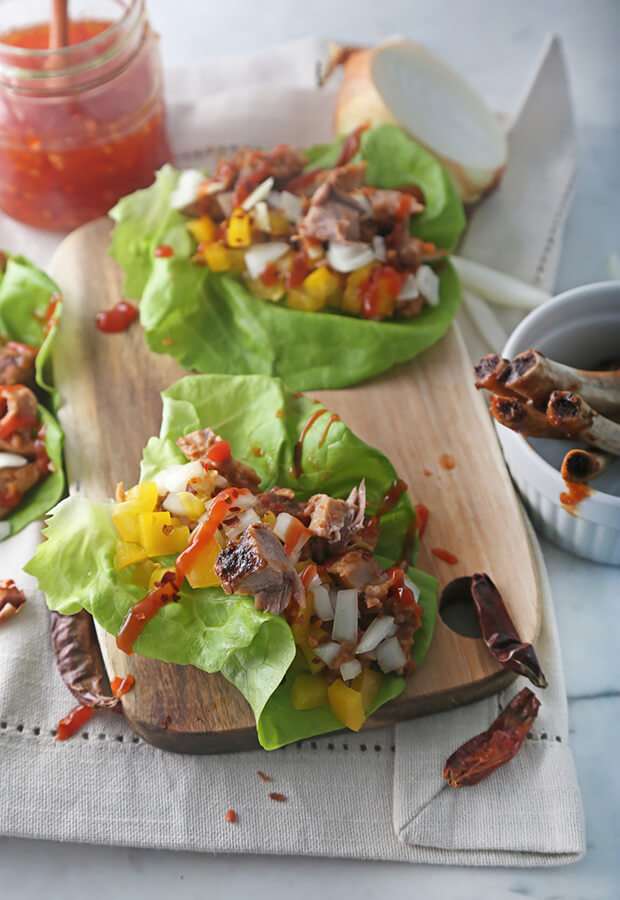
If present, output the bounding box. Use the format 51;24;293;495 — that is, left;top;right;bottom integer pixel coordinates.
0;0;171;229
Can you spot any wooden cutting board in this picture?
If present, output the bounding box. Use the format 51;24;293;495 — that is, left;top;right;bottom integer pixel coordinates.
49;218;541;753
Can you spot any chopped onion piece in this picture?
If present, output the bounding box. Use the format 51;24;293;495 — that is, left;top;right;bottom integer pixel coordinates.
154;461;205;495
266;190;281;209
253;200;271;233
311;584;334;621
224;507;261;540
332;589;359;643
340;659;362;682
327;242;375;273
462;288;508;351
396;273;419;301
245;242;289;280
451;256;551;310
228;490;257;510
403;575;421;605
216;191;234;219
356;615;396;654
0;452;28;469
0;521;10;539
376;636;407;673
241;177;275;211
372;235;386;262
169;169;206;209
162;492;186;517
279;190;304;223
416;264;440;306
273;512;298;542
314;641;342;666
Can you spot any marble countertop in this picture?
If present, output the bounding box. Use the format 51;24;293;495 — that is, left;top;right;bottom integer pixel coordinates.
2;0;619;896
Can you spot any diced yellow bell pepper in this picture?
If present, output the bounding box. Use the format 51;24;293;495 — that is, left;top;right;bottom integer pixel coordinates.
183;538;221;589
113;482;159;543
243;275;286;302
176;491;206;520
347;262;378;289
116;540;148;571
186;215;218;245
351;668;382;711
291;673;328;710
131;559;156;590
290;593;314;647
342;263;377;315
298;643;325;674
138;512;189;558
202;241;231;272
327;678;366;732
268;210;290;236
148;566;176;592
302;266;342;306
227;208;252;247
286;287;327;312
125;481;159;510
261;511;276;527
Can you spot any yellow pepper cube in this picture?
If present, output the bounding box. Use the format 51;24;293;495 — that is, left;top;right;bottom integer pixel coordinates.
227;209;252;247
302;266;342;305
125;481;158;512
243;276;285;302
186;215;218;245
138;511;178;557
148;566;176;592
261;511;276;527
268;210;290;236
116;540;148;571
298;643;325;674
290;593;314;647
112;505;140;543
286;287;327;313
172;525;190;553
327;678;366;732
131;559;156;590
184;538;221;589
202;241;231;272
351;668;382;711
291;674;328;710
177;492;206;521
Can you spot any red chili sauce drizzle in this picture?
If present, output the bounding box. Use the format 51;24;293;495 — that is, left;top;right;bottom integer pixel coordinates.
95;300;138;333
377;478;408;517
438;454;455;470
111;674;135;697
318;413;340;447
154;244;174;258
291;408;328;477
116;572;180;655
432;547;458;564
56;703;94;741
414;503;429;540
560;480;592;514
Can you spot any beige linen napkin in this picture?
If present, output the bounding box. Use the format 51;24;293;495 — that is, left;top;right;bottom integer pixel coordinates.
0;36;584;864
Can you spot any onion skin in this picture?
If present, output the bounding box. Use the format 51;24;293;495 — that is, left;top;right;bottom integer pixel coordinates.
325;41;507;206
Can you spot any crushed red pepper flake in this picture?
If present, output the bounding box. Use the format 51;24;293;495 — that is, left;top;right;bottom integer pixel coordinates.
269;792;286;802
257;770;272;782
225;809;236;823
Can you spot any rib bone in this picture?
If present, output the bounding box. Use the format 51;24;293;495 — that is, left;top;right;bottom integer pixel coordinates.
546;392;620;456
560;448;615;484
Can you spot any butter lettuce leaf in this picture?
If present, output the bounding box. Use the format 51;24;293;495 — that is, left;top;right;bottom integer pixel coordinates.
25;374;436;747
109;126;463;391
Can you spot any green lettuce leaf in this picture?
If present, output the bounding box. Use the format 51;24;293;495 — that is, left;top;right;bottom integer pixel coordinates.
3;405;64;539
109;126;464;391
0;254;63;398
25;374;436;748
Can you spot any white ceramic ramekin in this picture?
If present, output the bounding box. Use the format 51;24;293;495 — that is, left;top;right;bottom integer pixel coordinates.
496;281;620;565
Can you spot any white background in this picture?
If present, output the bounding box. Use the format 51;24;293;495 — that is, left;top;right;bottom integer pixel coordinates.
2;0;619;896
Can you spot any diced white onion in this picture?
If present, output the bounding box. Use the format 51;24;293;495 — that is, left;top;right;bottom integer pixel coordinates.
311;584;334;621
416;264;440;306
0;521;10;539
267;190;281;209
253;200;271;233
169;169;206;209
372;235;386;262
216;191;234;218
162;492;187;517
451;256;551;310
340;659;362;682
396;273;420;301
244;242;289;280
228;489;256;510
376;636;407;673
314;641;342;666
223;507;261;540
332;589;359;643
241;177;275;212
154;461;205;495
0;452;28;469
327;242;375;273
279;190;304;223
403;575;421;605
356;615;396;654
306;242;324;261
273;512;297;542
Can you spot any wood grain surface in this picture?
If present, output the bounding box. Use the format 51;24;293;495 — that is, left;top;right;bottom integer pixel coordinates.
49;217;541;753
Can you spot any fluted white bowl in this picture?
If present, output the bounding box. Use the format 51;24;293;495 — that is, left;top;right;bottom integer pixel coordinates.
497;281;620;565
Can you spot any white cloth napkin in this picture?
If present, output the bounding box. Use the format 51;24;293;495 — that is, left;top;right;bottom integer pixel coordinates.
0;35;584;865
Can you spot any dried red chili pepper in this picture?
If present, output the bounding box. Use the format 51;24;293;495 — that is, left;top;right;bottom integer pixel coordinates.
257;770;272;782
268;792;287;802
470;573;548;689
443;688;540;787
225;809;236;823
50;610;119;708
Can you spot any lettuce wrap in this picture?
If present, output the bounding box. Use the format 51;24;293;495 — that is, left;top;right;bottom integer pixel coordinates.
109;125;464;391
25;374;437;749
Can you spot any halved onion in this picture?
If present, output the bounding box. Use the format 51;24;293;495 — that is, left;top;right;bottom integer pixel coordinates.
0;452;28;469
416;264;440;306
154;461;205;495
340;659;362;682
241;177;275;212
376;636;407;673
314;641;342;666
322;41;507;205
327;242;375;273
311;584;334;621
356;615;396;654
331;589;359;643
169;169;206;210
244;242;289;280
451;256;551;310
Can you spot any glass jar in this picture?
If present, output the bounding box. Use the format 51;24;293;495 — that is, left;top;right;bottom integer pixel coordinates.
0;0;171;229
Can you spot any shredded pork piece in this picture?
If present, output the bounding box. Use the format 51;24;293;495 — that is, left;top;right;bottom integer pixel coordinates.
0;342;37;387
324;548;388;592
176;428;261;493
0;579;26;622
